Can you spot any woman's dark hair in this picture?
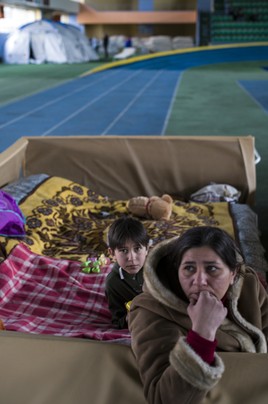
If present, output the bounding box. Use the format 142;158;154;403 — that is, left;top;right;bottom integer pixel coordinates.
108;216;149;250
155;226;243;298
171;226;242;273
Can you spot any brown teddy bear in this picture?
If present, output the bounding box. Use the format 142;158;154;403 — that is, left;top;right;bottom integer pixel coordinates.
127;194;173;220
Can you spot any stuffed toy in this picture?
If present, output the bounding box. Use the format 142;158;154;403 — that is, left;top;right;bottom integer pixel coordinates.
127;194;173;220
81;254;110;274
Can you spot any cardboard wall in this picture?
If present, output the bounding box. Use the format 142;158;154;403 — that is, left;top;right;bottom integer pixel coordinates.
0;136;256;204
0;330;267;404
22;136;256;204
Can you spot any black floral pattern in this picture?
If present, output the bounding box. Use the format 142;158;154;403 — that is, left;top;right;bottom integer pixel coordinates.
0;177;233;262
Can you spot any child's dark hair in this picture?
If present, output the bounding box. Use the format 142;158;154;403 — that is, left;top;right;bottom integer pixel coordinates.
108;217;149;251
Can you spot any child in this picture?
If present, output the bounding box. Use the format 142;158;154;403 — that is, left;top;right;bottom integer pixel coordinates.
105;216;149;329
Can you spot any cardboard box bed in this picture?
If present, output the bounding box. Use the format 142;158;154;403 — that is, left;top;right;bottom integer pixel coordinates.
0;135;267;404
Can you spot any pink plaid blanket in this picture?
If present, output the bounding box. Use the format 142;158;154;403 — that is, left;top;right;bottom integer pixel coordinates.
0;243;131;343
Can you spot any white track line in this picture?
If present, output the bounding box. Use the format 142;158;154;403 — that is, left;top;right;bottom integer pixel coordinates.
101;70;163;135
0;69;120;130
161;71;183;135
40;69;143;136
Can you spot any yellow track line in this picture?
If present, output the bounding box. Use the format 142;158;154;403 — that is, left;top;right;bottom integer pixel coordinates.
80;42;268;77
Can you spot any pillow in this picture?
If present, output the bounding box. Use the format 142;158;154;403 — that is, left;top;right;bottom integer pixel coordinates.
1;174;49;204
190;183;241;203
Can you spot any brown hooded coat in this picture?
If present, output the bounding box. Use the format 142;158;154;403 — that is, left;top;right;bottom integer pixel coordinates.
129;237;268;404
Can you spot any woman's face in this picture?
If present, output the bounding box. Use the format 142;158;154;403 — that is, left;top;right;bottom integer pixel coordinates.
178;246;236;303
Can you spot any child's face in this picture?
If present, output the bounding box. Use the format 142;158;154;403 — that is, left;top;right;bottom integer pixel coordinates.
110;240;148;275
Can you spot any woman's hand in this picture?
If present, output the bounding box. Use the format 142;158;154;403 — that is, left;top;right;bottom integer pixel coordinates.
187;291;227;341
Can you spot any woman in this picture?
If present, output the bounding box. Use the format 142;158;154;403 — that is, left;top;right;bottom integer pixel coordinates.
129;226;268;404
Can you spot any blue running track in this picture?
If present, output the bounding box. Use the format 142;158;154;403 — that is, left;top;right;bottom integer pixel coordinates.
0;44;267;153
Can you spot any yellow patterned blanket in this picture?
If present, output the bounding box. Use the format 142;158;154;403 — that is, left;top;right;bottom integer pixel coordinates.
0;176;234;262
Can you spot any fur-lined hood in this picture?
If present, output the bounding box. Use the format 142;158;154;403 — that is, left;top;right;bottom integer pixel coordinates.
143;236;267;354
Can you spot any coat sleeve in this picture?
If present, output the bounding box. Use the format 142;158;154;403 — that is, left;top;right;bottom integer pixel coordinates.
105;273;128;329
107;286;128;328
236;270;268;350
129;303;225;404
258;281;268;343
